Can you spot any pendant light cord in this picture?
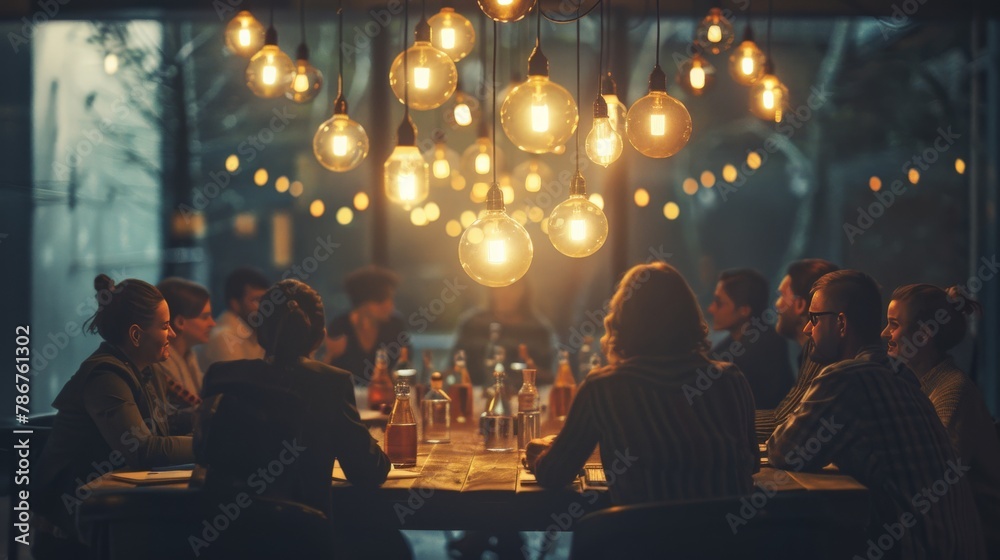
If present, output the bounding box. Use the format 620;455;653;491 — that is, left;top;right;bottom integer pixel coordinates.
299;0;305;45
597;0;603;94
766;0;772;57
269;0;274;28
575;4;581;174
655;0;661;66
403;0;409;115
337;1;344;93
492;20;498;185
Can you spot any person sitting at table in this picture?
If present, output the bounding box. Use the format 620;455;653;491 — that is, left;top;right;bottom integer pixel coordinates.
768;270;986;560
323;265;411;382
197;279;406;557
756;258;839;442
34;274;195;560
152;277;215;432
526;262;759;505
882;283;1000;557
707;268;794;409
199;267;269;370
452;277;558;386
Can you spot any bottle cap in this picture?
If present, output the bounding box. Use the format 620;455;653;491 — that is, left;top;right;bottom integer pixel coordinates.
397;369;417;378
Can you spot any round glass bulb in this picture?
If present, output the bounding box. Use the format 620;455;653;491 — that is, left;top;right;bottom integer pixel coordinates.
446;90;481;129
602;93;628;139
287;58;323;103
547;194;608;258
585;117;623;167
314;114;369;172
461;137;504;184
513;157;553;193
729;40;766;85
423;141;462;187
389;41;458;111
749;73;789;123
458;208;534;287
695;8;736;54
477;0;535;22
246;44;295;98
501;75;578;154
428;7;476;62
384;145;429;209
626;90;692;158
678;53;715;96
225;11;266;58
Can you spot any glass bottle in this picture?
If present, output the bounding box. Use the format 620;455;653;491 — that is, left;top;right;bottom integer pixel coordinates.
393;346;411;380
422;372;451;443
483;322;502;378
448;350;474;424
385;380;417;468
481;364;515;452
518;343;537;370
549;350;577;421
517;368;541;450
368;346;395;411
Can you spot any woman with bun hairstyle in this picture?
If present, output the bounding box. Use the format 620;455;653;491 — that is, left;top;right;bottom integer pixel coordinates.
34;274;195;559
882;284;1000;557
197;279;404;557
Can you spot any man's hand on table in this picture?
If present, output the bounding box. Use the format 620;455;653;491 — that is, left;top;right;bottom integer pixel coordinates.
522;435;557;473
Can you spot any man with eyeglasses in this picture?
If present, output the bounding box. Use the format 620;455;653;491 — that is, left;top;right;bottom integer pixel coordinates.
755;259;839;442
768;270;985;560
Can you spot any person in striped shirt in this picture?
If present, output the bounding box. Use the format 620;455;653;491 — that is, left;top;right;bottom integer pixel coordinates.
526;262;759;504
882;283;1000;558
756;258;839;443
769;270;986;560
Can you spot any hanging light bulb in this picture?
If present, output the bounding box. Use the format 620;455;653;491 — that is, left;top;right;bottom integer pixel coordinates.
601;72;628;140
477;0;535;23
513;157;552;193
462;122;505;184
246;24;295;98
314;80;369;172
288;44;323;103
459;184;534;286
446;86;481;129
677;48;715;96
389;17;458;111
729;24;766;85
423;131;463;187
428;7;476;61
501;40;578;154
585;96;623;167
749;60;789;122
384;115;429;209
626;64;692;158
548;172;608;257
695;7;735;54
225;10;266;58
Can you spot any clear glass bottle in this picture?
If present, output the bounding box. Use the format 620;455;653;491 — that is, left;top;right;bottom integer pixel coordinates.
385;380;417;468
422;372;451;444
517;368;541;450
368;346;395;411
549;349;577;421
481;364;515;452
448;350;474;424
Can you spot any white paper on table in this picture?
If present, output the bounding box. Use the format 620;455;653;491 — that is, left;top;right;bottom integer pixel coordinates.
332;460;420;481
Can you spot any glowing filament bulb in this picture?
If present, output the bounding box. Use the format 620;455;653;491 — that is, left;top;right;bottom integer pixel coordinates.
440;28;456;50
707;25;722;43
454;103;473;126
690;65;706;90
414;67;430;90
238;28;251;46
399;173;416;201
293;73;310;92
498;0;513;5
526;172;541;192
570;218;586;241
487;238;507;264
475;153;491;175
650;114;666;136
262;63;277;85
433;152;450;179
741;56;755;76
762;89;775;109
332;135;349;157
531;102;549;133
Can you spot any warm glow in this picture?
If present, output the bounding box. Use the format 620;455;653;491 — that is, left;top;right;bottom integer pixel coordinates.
869;176;882;192
451;175;466;190
664;202;680;220
746;151;762;170
309;200;325;217
336;207;354;225
531;102;549;133
741;56;754;76
399;173;417;200
589;193;604;210
570;219;586;241
225;154;239;172
354;192;370;211
103;53;119;75
498;0;513;5
701;171;716;188
471;182;490;203
262;64;277;86
411;207;429;226
487;239;507;264
586;117;623;167
908;168;920;184
955;158;966;174
722;164;738;183
707;24;723;43
475;153;491;175
762;89;775;109
254;168;268;186
275;176;290;193
446;220;462;237
690;66;706;90
440;28;456;50
682;178;699;195
293;72;310;93
511;210;528;225
332;135;349;157
528;207;544;222
454;103;473;126
501;185;515;205
238;28;251;47
526;172;541;192
650;114;666;136
414;67;431;90
634;188;650;207
433;157;451;179
460;211;477;228
289;180;304;197
425;202;441;221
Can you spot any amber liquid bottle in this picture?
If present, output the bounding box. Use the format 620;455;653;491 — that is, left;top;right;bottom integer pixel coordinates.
549;350;577;421
385;382;417;468
368;347;395;411
447;350;474;424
